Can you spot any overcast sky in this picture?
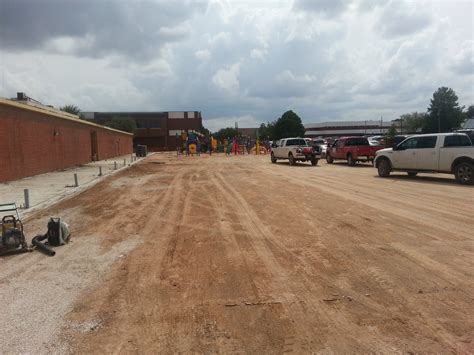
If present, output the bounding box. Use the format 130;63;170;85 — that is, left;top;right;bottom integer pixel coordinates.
0;0;473;131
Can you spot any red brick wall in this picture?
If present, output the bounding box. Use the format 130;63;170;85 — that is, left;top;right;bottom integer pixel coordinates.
0;102;133;182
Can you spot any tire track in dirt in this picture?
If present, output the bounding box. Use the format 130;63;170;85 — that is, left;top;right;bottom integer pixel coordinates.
63;161;192;353
208;172;330;352
20;154;471;354
211;171;406;352
255;162;472;238
223;159;471;352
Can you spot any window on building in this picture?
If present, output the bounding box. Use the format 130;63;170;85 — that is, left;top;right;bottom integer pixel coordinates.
136;119;161;128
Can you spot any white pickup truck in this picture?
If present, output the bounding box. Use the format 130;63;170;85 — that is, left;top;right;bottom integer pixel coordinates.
374;133;474;184
271;138;321;166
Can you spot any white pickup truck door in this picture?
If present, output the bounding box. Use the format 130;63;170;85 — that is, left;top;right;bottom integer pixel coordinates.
392;137;417;169
275;140;288;158
415;136;439;170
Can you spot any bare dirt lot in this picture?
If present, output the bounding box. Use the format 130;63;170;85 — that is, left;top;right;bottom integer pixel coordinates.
2;153;473;353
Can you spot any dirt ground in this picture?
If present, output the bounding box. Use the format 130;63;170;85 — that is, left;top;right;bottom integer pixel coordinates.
2;153;473;353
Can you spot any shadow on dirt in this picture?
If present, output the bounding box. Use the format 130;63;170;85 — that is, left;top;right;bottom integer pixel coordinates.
271;162;319;167
377;174;473;187
330;162;374;168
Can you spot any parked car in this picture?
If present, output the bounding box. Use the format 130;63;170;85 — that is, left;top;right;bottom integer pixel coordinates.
271;138;321;166
311;138;328;158
367;136;385;146
374;133;474;184
304;138;325;157
326;136;384;166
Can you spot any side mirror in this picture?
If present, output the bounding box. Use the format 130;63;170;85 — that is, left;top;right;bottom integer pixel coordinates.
271;143;277;148
394;144;404;151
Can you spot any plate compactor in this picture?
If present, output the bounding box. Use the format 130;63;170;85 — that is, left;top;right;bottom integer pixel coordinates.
0;202;70;257
0;214;31;256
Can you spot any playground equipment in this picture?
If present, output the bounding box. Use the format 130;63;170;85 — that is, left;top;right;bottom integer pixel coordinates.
186;132;200;155
249;140;268;155
250;145;268;155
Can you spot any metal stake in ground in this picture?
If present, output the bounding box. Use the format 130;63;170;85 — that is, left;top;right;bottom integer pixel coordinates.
24;189;30;209
99;166;103;176
114;161;117;170
74;173;79;187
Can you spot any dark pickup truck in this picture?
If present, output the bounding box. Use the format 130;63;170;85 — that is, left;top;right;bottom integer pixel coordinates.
326;137;384;166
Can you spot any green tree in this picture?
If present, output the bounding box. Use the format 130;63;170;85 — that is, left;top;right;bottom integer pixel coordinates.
273;110;305;140
213;127;241;141
104;116;137;133
466;105;474;120
387;124;398;139
60;104;81;115
258;121;276;140
399;112;428;133
424;87;465;133
199;126;211;138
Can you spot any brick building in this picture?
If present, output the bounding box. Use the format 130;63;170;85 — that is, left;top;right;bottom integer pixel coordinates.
0;98;133;182
84;111;203;151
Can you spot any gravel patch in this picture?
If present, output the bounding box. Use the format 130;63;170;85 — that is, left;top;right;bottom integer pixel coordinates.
0;235;141;354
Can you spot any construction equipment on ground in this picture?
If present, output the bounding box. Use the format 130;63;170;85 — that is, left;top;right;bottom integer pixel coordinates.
0;202;71;257
32;218;71;257
0;203;31;256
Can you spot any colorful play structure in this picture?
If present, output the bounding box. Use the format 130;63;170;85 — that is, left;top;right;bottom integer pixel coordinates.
176;129;269;156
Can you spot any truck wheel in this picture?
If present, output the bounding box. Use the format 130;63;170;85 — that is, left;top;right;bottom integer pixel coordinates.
407;172;417;177
326;154;333;164
271;152;277;163
347;154;355;166
311;158;319;166
454;162;474;185
289;153;295;166
377;158;391;177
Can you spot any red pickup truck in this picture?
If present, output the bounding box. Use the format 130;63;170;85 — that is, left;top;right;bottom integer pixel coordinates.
326;137;384;166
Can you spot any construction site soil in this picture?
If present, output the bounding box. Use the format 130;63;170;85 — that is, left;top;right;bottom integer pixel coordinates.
2;153;473;353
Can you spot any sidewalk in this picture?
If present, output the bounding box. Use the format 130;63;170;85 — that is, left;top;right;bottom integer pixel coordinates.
0;154;147;219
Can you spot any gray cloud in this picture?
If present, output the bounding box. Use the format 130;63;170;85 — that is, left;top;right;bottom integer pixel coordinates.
293;0;349;17
450;42;474;75
376;1;432;38
0;0;206;60
355;0;390;12
0;0;472;131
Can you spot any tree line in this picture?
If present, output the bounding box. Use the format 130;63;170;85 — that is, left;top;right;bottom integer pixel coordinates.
213;110;305;141
59;86;473;139
393;87;473;135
